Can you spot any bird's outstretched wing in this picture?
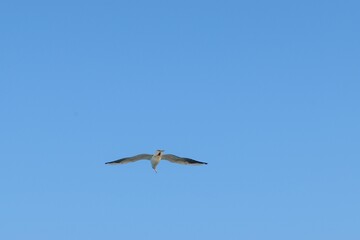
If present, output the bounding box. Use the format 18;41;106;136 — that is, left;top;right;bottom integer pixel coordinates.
162;154;207;165
105;154;152;165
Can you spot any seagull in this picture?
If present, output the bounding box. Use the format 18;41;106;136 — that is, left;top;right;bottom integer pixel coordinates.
105;150;207;173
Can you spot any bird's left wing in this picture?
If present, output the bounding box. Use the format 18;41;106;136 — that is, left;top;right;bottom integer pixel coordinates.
105;154;152;165
162;154;207;165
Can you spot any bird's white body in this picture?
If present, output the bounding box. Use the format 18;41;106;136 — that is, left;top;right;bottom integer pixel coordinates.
150;150;163;172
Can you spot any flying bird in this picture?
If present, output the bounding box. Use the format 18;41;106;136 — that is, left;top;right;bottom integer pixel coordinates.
105;150;207;173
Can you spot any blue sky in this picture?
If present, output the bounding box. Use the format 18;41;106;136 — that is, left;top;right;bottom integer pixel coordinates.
1;0;359;239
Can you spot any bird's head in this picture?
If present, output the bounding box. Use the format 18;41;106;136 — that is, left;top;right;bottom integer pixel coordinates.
156;149;165;156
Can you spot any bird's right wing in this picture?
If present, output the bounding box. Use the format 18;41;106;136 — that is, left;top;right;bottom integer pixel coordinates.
105;154;152;165
162;154;207;165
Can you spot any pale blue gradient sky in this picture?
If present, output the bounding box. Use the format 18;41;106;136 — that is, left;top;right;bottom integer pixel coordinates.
1;0;359;239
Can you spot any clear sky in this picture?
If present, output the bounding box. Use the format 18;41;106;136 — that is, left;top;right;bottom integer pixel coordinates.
1;0;359;239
